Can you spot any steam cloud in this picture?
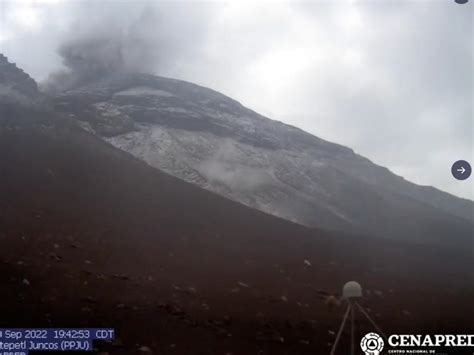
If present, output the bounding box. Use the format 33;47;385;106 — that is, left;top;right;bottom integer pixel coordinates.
199;140;274;192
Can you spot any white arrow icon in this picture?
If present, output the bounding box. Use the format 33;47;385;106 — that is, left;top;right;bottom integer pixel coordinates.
457;166;466;174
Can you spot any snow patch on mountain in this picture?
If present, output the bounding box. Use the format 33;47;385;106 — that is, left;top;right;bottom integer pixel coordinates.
94;102;123;117
115;87;174;97
104;122;354;228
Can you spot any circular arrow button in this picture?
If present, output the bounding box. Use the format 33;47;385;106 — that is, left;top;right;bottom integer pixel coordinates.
451;160;471;180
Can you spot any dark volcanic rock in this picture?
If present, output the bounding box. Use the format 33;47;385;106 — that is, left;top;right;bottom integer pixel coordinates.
0;54;39;100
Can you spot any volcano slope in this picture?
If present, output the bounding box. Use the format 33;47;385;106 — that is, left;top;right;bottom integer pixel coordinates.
52;73;474;242
0;103;473;355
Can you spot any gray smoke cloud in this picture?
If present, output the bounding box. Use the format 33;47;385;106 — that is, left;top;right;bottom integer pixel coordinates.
42;2;160;91
41;1;216;92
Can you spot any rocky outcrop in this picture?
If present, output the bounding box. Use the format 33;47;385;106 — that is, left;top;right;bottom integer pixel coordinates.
0;53;39;100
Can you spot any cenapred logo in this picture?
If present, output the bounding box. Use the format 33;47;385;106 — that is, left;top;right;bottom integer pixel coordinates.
360;332;384;355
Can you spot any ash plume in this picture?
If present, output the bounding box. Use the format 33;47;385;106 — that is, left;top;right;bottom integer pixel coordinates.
43;3;160;92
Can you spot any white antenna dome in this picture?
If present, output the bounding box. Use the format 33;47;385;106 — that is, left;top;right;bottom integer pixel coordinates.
343;281;362;299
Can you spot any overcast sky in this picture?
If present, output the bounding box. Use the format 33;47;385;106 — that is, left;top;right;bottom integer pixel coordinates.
0;0;472;199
